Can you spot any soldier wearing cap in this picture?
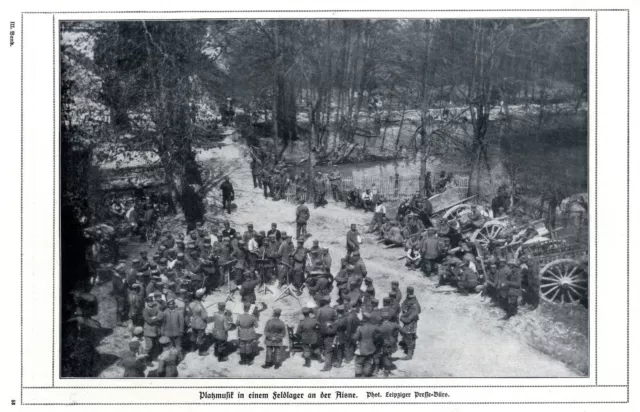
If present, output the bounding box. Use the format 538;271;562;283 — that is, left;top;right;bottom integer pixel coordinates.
188;288;209;356
128;283;144;327
495;257;510;308
242;224;256;244
142;296;163;359
420;227;440;277
239;271;261;304
161;299;184;353
316;298;337;372
387;292;401;322
344;303;361;363
346;224;360;257
331;305;348;368
296;307;321;368
111;264;129;327
130;326;146;358
267;223;282;242
230;240;248;284
334;259;349;289
499;259;522;320
211;302;232;362
237;302;259;365
276;234;295;287
362;285;376;314
353;312;381;377
155;336;179;377
122;340;146;377
457;259;479;296
139;250;150;271
350;251;367;279
369;298;382;325
378;310;402;376
295;198;310;240
346;280;363;309
262;308;286;369
290;239;308;294
399;286;421;360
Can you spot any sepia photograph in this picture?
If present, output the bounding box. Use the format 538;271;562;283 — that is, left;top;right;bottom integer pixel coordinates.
59;18;590;379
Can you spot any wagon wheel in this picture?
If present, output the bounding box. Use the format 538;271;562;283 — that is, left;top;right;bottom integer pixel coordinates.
470;221;506;247
443;204;472;224
539;258;588;304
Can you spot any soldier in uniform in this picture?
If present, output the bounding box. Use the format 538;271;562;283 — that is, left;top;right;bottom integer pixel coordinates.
353;312;381;377
399;286;421;360
290;239;308;294
261;166;272;198
250;157;262;189
128;283;144;328
237;302;259;365
188;288;209;356
161;299;184;354
155;336;179;377
346;224;360;257
346;279;363;309
210;302;231;362
378;310;402;376
344;303;361;363
121;341;146;377
276;235;294;287
239;271;261;304
332;305;348;368
142;297;163;360
295;199;310;240
350;251;368;279
328;165;342;202
315;295;337;371
420;228;440;277
262;308;287;369
296;307;321;367
230;240;248;285
499;259;522;320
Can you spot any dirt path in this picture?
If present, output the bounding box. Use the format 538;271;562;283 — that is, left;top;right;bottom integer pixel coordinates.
96;132;582;378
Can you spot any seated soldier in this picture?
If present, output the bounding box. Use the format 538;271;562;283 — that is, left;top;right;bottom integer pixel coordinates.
384;220;405;246
457;260;479;295
405;246;421;270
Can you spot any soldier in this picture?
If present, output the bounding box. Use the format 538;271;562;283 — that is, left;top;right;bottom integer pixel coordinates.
499;259;522;320
399;286;421;360
250;157;262;189
296;199;310;240
188;288;209;356
369;298;382;326
267;222;282;242
155;336;179;377
128;283;144;328
328;165;342;202
111;264;129;327
290;239;308;294
346;223;360;257
121;341;146;377
332;305;348;368
378;310;403;376
220;176;235;214
344;303;361;363
296;307;321;367
420;227;440;277
390;280;402;304
261;166;272;198
353;312;381;377
334;258;349;290
237;302;259;365
362;283;376;314
230;240;248;285
346;280;363;309
262;308;287;369
317;303;337;372
264;234;280;281
161;299;185;355
239;271;261;305
351;251;368;279
519;254;540;309
388;291;401;322
211;302;231;362
457;260;479;295
242;224;256;243
276;235;294;287
221;221;237;240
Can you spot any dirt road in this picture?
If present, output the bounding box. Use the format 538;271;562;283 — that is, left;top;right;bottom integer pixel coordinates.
96;133;585;378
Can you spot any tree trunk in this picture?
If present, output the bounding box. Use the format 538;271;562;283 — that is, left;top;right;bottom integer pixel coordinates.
272;21;280;158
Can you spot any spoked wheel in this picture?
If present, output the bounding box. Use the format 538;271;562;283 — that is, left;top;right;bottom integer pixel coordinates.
539;258;588;304
443;204;472;225
470;221;506;247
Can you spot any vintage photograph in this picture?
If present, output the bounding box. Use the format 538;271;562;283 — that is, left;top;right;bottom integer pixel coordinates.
60;19;589;379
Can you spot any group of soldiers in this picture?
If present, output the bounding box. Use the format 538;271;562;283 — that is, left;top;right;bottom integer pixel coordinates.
113;212;422;378
363;192;540;321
